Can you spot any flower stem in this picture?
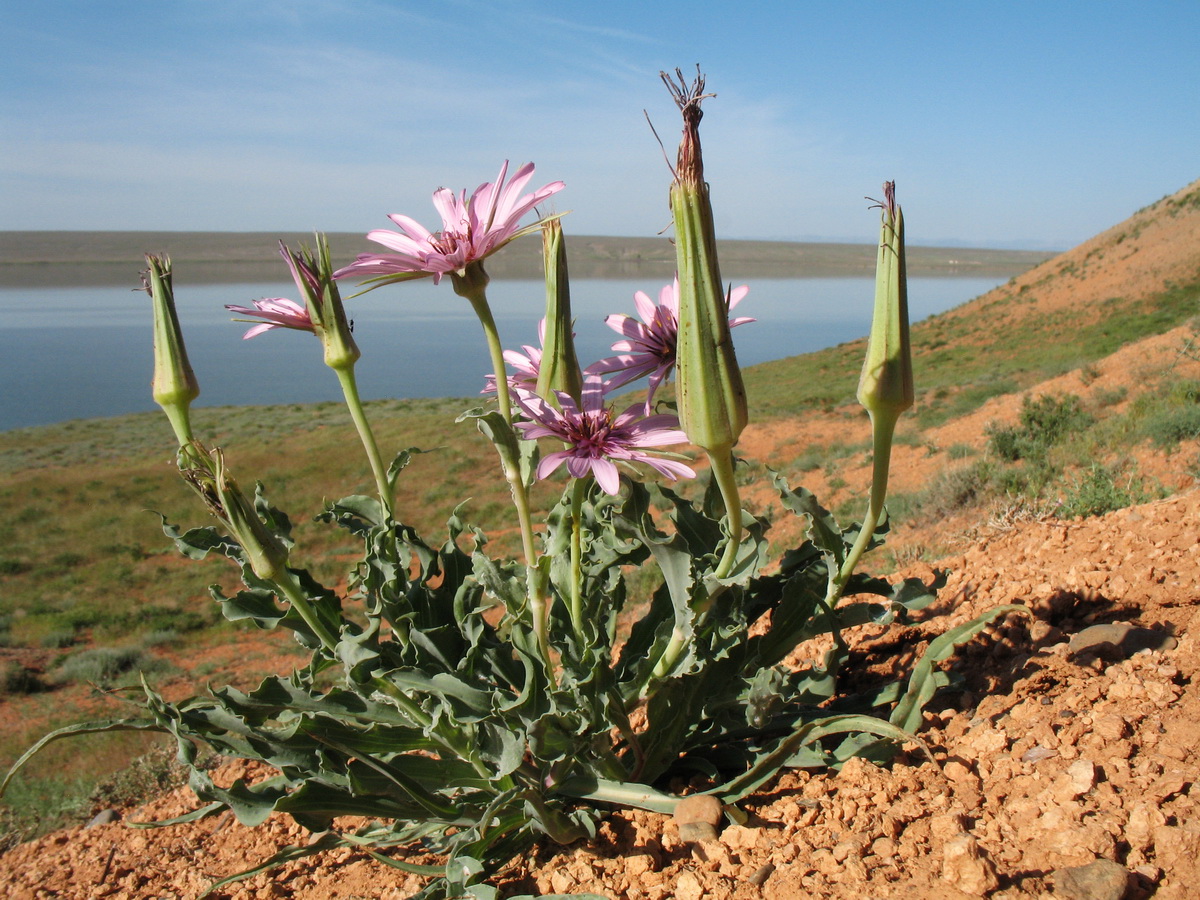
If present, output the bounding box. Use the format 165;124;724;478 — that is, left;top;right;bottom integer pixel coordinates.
453;269;549;661
271;568;341;656
333;364;393;518
827;407;900;606
708;447;743;579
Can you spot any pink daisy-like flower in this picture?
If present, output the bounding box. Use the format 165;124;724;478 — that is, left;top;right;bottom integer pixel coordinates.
587;276;752;410
483;319;546;395
514;375;695;495
224;298;314;340
334;161;564;286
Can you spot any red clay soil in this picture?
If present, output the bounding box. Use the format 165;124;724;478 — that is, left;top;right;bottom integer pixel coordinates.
1;486;1197;899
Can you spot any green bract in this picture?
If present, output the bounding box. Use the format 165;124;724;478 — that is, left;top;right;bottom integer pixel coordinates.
145;253;199;446
2;72;1023;900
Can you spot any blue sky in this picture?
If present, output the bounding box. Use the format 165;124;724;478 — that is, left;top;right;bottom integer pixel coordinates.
3;1;1197;249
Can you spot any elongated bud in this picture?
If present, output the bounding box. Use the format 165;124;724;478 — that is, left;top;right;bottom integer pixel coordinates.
664;68;747;453
857;182;914;420
144;254;199;445
179;443;289;581
282;235;360;372
536;218;583;404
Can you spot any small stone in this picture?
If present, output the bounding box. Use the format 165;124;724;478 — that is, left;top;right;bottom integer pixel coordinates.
871;837;898;859
1055;759;1096;800
942;833;1000;896
831;839;861;863
86;809;121;828
677;822;718;843
944;760;977;783
674;870;704;900
720;823;761;850
674;793;723;827
1021;744;1056;763
1052;858;1130;900
1068;622;1176;659
1093;714;1131;741
747;864;775;886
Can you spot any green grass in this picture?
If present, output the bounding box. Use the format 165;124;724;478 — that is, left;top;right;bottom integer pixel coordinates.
745;274;1200;424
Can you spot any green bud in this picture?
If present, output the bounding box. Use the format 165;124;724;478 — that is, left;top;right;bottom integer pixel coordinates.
145;254;199;446
536;218;583;404
665;69;747;453
282;235;360;372
857;182;914;421
179;443;289;581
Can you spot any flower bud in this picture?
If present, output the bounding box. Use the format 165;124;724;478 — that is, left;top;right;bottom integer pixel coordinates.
144;254;199;445
664;69;747;453
857;182;914;421
281;235;360;372
535;218;583;404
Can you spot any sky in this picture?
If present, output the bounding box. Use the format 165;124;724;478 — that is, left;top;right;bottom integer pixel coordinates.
2;1;1197;250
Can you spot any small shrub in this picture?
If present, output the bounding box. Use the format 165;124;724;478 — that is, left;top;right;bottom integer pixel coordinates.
0;558;31;576
946;443;977;460
53;647;157;688
1;662;46;696
1141;404;1200;450
987;393;1093;461
39;630;77;649
1058;464;1154;519
922;461;995;516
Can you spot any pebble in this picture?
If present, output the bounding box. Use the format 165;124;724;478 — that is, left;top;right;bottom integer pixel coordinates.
86;809;121;828
1052;858;1130;900
1068;622;1176;658
942;833;1000;896
674;794;723;844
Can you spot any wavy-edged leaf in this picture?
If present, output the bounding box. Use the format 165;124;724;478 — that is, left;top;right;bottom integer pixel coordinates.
890;603;1028;732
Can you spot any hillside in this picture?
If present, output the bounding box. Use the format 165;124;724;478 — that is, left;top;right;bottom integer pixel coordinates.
1;179;1199;898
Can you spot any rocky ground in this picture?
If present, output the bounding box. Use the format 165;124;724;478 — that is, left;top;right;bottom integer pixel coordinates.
0;484;1196;899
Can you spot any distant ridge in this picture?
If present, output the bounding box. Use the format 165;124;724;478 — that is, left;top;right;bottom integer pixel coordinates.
0;231;1052;288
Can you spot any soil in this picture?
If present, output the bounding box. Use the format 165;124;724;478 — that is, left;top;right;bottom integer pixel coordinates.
1;181;1198;898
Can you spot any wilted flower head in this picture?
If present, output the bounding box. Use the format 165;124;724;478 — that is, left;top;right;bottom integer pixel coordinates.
588;276;751;411
335;161;564;287
514;376;695;495
225;298;314;340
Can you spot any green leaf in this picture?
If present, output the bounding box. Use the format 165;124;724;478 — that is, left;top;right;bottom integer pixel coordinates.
715;714;918;803
1;719;163;798
889;603;1028;733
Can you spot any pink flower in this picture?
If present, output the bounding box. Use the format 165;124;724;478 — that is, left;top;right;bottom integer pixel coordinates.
483;319;545;395
514;375;695;495
587;276;752;410
224;298;314;340
335;161;564;286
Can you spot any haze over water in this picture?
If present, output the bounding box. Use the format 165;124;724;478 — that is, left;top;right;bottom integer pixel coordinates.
0;276;1004;432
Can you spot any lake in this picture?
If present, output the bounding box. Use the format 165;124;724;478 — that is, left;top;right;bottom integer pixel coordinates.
0;276;1004;432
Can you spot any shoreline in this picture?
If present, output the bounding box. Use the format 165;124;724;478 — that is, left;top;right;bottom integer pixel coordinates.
0;231;1053;287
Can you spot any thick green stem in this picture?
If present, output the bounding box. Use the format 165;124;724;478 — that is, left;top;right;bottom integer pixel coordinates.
708;447;744;579
333;365;393;518
454;273;549;663
827;407;900;606
271;568;341;656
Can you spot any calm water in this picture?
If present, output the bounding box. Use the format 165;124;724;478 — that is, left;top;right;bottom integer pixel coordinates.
0;276;1003;431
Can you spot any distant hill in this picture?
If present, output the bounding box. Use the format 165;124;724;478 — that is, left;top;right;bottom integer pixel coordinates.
0;231;1052;287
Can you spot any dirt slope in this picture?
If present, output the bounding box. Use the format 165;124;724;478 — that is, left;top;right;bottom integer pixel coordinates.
2;180;1199;898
